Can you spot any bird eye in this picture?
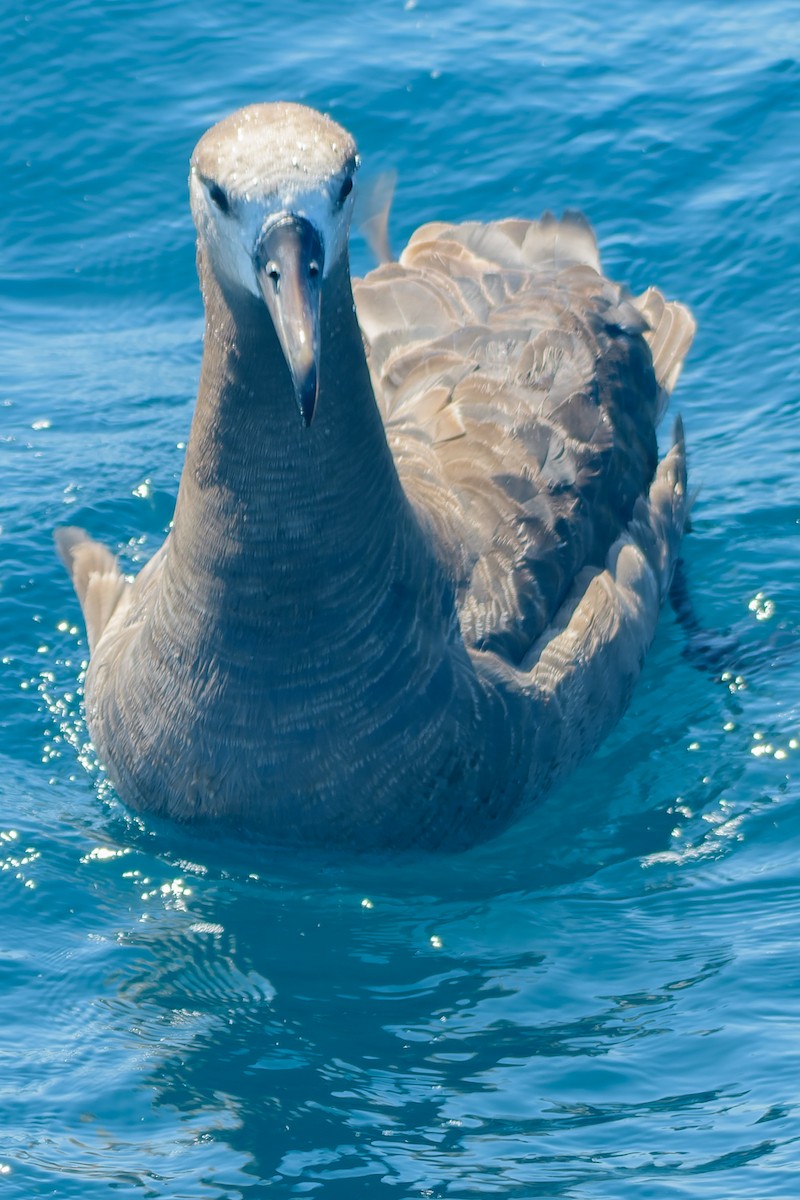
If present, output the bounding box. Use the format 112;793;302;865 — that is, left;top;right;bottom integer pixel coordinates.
208;183;230;214
309;260;320;278
337;177;353;207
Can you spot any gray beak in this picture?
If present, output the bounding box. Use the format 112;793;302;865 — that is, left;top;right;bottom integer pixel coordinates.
254;215;324;426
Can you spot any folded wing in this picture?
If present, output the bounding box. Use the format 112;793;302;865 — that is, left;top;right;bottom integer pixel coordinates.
354;212;695;665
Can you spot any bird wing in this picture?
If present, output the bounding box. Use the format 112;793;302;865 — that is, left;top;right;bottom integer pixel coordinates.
55;528;171;653
353;212;694;664
54;527;131;653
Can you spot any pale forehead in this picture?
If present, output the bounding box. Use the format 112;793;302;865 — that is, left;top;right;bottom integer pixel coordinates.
191;103;357;199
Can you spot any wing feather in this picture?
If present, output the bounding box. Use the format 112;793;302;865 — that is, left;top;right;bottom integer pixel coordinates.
54;527;130;653
353;212;693;666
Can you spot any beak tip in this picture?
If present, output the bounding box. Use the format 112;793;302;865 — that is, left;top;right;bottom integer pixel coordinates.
297;374;319;427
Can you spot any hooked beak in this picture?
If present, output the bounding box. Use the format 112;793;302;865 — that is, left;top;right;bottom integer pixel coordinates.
254;215;324;426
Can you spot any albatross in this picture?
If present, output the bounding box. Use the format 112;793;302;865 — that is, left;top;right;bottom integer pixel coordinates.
56;102;695;851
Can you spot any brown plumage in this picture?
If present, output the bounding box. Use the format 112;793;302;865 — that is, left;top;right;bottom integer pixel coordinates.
56;103;695;850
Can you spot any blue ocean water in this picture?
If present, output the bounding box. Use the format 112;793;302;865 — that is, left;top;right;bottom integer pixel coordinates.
2;0;800;1195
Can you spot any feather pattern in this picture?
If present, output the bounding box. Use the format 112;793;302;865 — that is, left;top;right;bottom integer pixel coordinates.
355;212;693;664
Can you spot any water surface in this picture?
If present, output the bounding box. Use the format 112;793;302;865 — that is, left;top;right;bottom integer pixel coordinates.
2;1;800;1196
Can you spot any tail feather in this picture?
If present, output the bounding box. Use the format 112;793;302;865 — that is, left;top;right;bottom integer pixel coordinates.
357;169;397;266
634;286;696;409
54;527;128;652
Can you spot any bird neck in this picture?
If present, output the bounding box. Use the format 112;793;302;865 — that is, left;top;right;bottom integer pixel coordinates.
166;251;445;643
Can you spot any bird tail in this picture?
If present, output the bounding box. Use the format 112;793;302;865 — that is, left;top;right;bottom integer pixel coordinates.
633;286;696;415
357;169;398;266
54;527;129;652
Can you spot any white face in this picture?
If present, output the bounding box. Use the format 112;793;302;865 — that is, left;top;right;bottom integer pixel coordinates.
189;103;359;299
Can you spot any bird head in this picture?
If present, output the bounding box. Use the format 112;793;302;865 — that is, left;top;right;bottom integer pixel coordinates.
190;103;359;426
